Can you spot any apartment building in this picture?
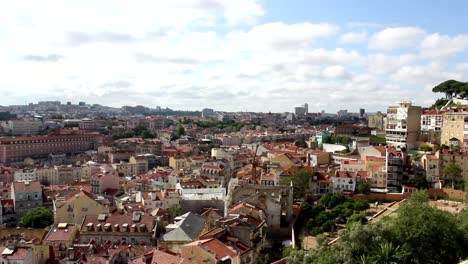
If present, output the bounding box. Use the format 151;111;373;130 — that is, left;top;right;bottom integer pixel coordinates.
441;108;468;146
385;101;421;149
368;112;386;131
464;117;468;152
0;134;103;164
0;118;43;136
420;110;444;144
11;181;43;221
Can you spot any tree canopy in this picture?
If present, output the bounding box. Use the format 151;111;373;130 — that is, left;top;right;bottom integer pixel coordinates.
281;169;312;199
18;207;54;228
432;80;468;99
286;191;468;264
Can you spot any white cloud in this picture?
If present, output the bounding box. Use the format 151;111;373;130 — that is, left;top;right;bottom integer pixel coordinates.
367;53;418;74
0;1;467;112
340;31;368;43
420;33;468;59
227;22;339;51
369;27;426;50
456;62;468;72
322;65;349;79
392;64;463;85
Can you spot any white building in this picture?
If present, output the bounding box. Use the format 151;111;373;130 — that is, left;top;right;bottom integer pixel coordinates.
14;169;37;182
385;101;421;149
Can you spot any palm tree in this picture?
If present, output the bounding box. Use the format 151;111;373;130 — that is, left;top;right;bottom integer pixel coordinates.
356;254;373;264
372;241;406;264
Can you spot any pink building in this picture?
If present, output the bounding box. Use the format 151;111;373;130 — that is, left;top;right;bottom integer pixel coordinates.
91;171;120;194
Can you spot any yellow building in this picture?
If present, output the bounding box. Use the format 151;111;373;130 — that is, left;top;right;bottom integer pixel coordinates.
44;223;79;259
441;108;468;146
421;153;440;182
438;150;468;180
53;190;110;225
368;111;386;131
169;156;190;171
270;153;297;170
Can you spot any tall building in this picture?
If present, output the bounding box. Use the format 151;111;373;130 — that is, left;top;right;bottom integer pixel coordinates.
359;109;365;118
201;108;215;118
441;108;468;147
464;116;468;152
294;103;308;116
385;101;421;149
420;110;445;144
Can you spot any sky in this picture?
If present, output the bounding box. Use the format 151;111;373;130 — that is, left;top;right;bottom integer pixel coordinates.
0;0;467;113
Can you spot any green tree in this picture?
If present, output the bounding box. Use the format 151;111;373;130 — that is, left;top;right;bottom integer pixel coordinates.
133;125;147;136
141;130;155;139
439;144;450;150
443;163;462;187
50;114;64;119
167;205;182;220
176;125;186;137
295;140;308;148
357;179;371;194
418;144;433;152
347;213;368;225
393;191;466;263
282;169;312;199
18;207;54;228
353;199;370;211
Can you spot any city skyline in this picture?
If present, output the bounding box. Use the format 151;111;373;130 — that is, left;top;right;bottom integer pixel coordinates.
1;1;468;112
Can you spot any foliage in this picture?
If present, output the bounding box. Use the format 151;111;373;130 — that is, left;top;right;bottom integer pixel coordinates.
353;199;370;211
112;125;156;140
432;79;468;99
0;111;16;121
287;191;468;264
450;145;461;152
323;135;352;145
347;213;368;225
190;118;246;132
301;194;370;236
443;163;462;182
281;169;312;199
439;144;450;150
429;98;450;109
176;125;185;137
18;207;54;228
369;135;386;145
167;205;183;220
418;144;433;152
50;114;64;119
356;180;371;194
295;140;308;148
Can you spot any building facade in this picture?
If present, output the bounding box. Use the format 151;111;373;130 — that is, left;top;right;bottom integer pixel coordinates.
0;134;103;164
385;101;421;149
441;108;468;146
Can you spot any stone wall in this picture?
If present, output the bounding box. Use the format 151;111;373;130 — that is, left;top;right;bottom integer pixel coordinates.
427;188;467;200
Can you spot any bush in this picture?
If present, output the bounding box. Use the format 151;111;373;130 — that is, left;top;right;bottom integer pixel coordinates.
353;199;370;211
18;207;54;228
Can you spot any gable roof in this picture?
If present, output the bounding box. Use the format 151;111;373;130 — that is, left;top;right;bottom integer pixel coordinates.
12;181;41;193
161;212;206;242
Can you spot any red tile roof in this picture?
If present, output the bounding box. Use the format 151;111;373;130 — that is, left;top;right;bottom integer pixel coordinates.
45;224;77;242
130;248;185;264
0;246;31;260
12;181;42;193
